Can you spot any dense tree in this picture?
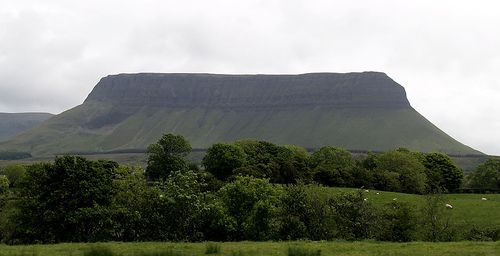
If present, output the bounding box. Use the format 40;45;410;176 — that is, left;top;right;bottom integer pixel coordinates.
309;146;355;187
375;150;427;194
465;158;500;191
377;201;416;242
271;145;311;184
423;153;463;193
218;176;281;240
145;133;192;181
234;140;280;166
0;165;26;188
277;184;335;240
330;191;376;240
11;156;118;243
202;143;246;180
0;176;8;197
419;194;457;241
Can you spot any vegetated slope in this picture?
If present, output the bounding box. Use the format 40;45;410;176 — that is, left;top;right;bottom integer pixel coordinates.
0;72;480;156
0;113;53;142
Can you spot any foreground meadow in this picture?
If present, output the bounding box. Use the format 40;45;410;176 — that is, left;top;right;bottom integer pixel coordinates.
0;241;499;256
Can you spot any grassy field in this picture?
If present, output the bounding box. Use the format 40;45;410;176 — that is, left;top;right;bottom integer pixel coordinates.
314;187;500;227
0;241;499;256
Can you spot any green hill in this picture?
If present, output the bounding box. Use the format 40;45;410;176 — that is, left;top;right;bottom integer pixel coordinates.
0;112;53;142
0;72;480;156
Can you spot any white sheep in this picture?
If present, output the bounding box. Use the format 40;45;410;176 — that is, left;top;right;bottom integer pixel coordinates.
364;189;369;192
392;198;397;201
481;197;487;201
445;203;453;209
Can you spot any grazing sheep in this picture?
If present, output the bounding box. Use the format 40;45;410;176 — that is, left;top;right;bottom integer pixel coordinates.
481;197;487;201
393;198;397;201
364;189;369;192
376;192;380;195
445;203;453;209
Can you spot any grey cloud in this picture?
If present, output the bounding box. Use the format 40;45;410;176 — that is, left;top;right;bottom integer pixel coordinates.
0;0;499;154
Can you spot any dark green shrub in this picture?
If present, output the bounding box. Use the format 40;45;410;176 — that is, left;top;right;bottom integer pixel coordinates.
419;194;458;241
464;225;500;241
330;191;376;240
376;201;416;242
219;176;281;240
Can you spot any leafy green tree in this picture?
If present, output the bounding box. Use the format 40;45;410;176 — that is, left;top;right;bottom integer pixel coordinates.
232;140;281;180
465;158;500;191
419;194;457;241
272;145;311;184
309;146;355;187
11;156;118;243
234;139;280;166
0;164;26;188
277;183;335;240
203;143;246;180
330;191;376;240
372;169;401;192
423;153;463;192
0;175;8;197
218;176;281;240
146;133;192;181
376;201;416;242
375;150;427;194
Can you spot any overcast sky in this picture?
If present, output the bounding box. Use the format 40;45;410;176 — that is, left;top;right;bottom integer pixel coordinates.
1;0;499;155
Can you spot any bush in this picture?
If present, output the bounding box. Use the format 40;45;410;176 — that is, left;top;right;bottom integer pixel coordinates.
330;191;376;240
9;156;119;243
376;201;416;242
219;176;281;240
419;194;458;241
463;225;500;241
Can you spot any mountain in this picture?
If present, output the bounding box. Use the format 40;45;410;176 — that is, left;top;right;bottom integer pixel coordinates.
0;112;53;142
0;72;480;156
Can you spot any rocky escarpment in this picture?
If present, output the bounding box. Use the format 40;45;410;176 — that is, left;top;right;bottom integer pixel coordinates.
85;72;411;109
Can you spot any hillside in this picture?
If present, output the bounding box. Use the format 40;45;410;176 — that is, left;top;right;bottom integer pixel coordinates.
0;72;480;156
0;112;53;142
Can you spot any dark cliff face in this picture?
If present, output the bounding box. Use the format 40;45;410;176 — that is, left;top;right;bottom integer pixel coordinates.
84;72;411;109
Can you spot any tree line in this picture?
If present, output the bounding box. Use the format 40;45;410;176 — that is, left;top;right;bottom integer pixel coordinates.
0;133;498;244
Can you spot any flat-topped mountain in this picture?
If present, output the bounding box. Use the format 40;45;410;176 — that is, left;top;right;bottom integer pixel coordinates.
86;72;409;109
0;112;53;142
0;72;480;156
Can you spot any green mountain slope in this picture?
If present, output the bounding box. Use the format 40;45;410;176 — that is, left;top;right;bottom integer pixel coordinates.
0;113;53;142
0;72;480;156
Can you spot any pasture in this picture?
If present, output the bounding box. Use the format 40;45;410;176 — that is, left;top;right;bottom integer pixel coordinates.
0;241;499;256
316;187;500;227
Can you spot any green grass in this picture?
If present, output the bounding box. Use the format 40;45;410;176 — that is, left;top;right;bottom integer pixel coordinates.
312;187;500;227
204;243;221;254
287;245;321;256
0;241;499;256
0;102;480;156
